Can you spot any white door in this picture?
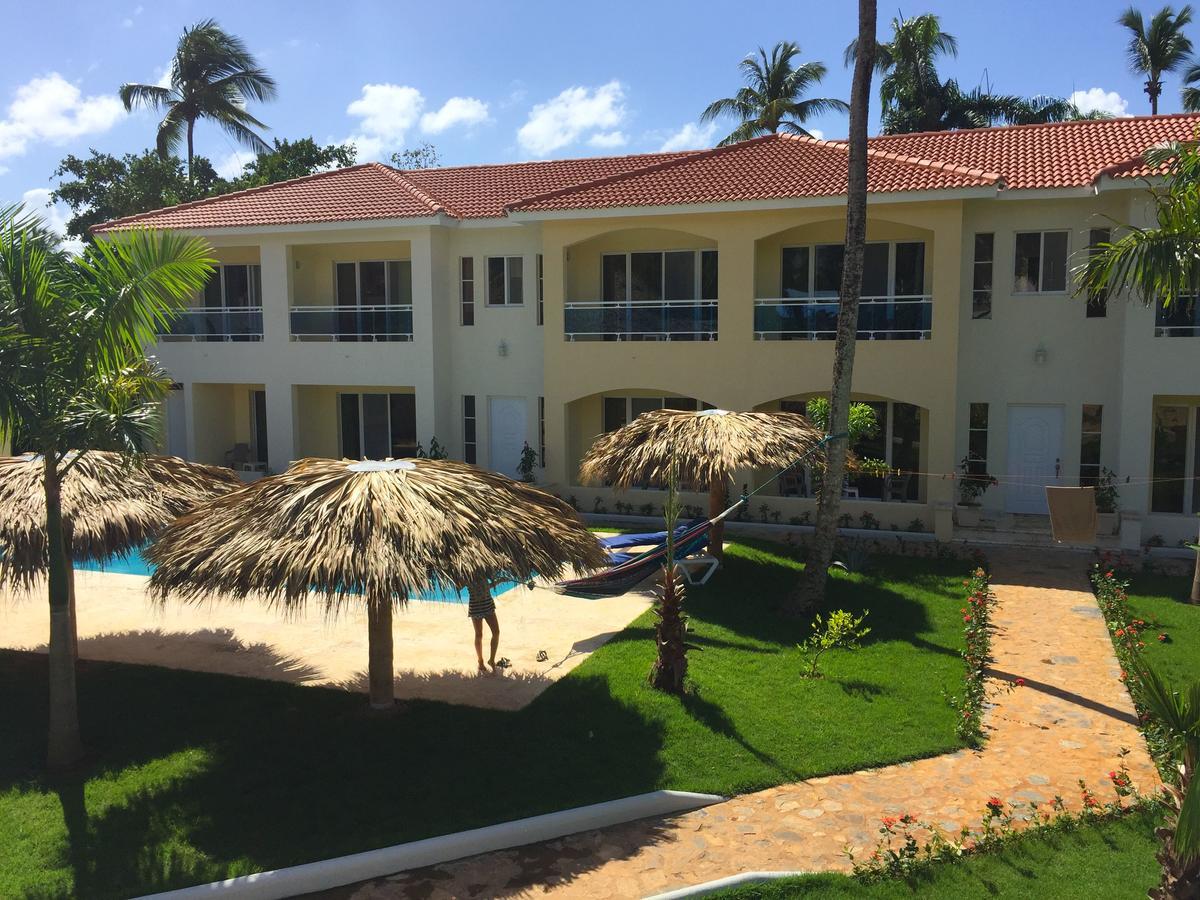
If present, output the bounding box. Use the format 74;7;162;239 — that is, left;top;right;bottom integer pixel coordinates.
1005;405;1064;514
488;397;527;478
166;386;188;457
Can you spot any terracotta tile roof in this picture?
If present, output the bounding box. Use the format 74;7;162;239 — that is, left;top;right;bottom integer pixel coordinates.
396;150;701;219
91;114;1200;231
508;134;1001;213
92;163;444;232
865;112;1200;190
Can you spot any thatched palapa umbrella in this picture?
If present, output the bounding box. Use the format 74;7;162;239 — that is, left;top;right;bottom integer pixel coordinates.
147;457;608;709
579;408;827;561
0;451;243;652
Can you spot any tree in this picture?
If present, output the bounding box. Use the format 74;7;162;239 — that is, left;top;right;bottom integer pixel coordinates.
850;14;1075;133
119;19;277;183
700;41;849;145
648;465;689;693
390;143;442;169
1119;5;1195;114
1181;58;1200;110
0;205;213;768
224;138;357;190
51;149;221;241
1077;140;1200;602
791;0;876;613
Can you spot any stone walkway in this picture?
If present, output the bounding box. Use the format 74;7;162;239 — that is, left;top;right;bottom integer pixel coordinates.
328;549;1160;899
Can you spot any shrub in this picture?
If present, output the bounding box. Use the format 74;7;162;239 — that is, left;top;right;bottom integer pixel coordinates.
798;609;871;678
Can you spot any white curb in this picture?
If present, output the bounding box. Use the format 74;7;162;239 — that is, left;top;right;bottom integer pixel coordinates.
645;870;808;899
139;789;724;900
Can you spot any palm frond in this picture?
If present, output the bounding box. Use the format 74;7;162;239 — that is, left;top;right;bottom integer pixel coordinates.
119;83;175;112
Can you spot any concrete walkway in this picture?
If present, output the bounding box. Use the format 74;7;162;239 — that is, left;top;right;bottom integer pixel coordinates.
330;549;1159;899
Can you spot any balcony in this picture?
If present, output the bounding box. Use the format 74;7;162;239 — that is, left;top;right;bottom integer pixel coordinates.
563;300;718;341
159;307;264;342
754;295;933;341
289;305;414;341
1155;300;1199;337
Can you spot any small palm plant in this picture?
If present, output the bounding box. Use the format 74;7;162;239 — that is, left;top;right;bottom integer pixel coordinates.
120;19;277;183
649;462;691;693
701;41;848;145
1132;662;1199;898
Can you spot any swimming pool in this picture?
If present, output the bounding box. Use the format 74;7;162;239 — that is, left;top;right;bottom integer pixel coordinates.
78;545;520;604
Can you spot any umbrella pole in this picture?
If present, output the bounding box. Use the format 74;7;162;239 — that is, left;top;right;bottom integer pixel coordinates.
708;480;725;564
366;594;394;709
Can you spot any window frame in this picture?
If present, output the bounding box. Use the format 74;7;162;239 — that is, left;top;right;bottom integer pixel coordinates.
336;391;417;461
1086;229;1111;317
204;263;263;308
332;259;412;307
486;255;524;306
972;233;994;320
1150;404;1200;514
1080;404;1103;486
968;402;989;472
460;257;475;326
1012;229;1070;295
536;254;544;326
463;394;477;464
537;396;546;467
599;249;718;302
778;241;927;299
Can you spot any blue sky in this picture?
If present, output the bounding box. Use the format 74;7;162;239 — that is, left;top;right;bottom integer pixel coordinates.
2;0;1191;237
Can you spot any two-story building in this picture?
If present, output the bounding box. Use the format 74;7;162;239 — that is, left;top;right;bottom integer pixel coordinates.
93;114;1200;546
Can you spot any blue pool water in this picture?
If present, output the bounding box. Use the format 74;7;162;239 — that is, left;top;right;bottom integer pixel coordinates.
79;545;520;603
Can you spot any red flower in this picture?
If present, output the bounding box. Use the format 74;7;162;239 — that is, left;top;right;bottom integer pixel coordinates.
1015;678;1025;687
1159;633;1168;642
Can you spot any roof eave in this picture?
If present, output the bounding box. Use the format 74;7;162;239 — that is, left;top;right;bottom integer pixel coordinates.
93;212;453;238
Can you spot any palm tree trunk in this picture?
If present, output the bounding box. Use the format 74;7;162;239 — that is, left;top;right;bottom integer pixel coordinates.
366;594;394;709
187;117;195;186
708;479;727;563
44;455;84;770
790;0;877;615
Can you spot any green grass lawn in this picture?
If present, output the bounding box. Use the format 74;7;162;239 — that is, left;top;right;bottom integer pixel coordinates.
1127;572;1200;683
711;806;1161;899
0;540;970;898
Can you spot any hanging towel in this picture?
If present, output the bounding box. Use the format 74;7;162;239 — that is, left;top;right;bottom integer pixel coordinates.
1046;486;1098;543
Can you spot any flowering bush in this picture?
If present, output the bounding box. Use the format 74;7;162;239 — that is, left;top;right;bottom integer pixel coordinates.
945;568;995;746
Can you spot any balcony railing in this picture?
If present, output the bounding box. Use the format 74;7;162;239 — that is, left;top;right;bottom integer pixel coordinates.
158;307;264;342
563;300;718;341
290;305;414;341
1155;300;1199;337
754;295;933;341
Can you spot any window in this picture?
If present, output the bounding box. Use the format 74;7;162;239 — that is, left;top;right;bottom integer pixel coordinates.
460;257;475;326
333;260;412;341
780;242;925;298
972;234;994;319
1080;405;1103;486
338;392;417;460
968;403;989;471
487;256;523;305
536;254;544;326
1014;230;1068;293
602;395;706;432
251;390;268;465
1087;229;1110;317
1151;405;1200;514
203;264;262;309
538;396;546;467
601;250;718;301
463;395;477;464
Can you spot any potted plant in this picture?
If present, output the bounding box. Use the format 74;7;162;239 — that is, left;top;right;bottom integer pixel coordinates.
956;454;996;527
1094;467;1120;535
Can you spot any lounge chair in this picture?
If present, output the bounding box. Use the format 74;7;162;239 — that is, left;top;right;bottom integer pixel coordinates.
557;518;717;595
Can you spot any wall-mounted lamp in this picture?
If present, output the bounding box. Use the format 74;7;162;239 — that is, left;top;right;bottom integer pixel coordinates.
1033;343;1048;366
498;340;509;358
294;260;301;270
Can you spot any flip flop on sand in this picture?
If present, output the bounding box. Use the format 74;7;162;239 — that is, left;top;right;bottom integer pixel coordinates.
493;657;512;669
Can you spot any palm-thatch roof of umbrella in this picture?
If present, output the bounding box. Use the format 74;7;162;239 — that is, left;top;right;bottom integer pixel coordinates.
147;456;608;708
578;408;830;560
0;451;243;590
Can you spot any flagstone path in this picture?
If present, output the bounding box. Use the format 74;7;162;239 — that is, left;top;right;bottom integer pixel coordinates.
330;548;1160;899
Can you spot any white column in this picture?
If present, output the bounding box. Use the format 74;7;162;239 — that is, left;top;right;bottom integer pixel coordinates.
259;240;292;348
264;379;296;474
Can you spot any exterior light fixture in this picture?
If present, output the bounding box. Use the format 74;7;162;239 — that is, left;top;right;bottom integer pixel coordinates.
1033;343;1048;365
498;340;509;358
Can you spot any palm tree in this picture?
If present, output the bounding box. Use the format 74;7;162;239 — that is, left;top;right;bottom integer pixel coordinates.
1131;663;1199;897
794;0;877;612
700;41;848;145
847;13;957;133
1182;60;1200;110
0;205;213;768
1119;5;1195;114
120;19;277;183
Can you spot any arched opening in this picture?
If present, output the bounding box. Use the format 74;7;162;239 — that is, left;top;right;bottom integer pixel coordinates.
564;227;718;343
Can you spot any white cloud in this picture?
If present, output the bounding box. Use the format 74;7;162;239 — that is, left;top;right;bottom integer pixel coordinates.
588;130;627;149
0;73;125;161
344;83;424;160
420;96;489;134
121;17;134;28
121;5;143;28
517;81;626;156
21;188;84;255
214;149;254;179
1068;88;1131;118
154;60;174;89
809;128;825;140
659;121;718;153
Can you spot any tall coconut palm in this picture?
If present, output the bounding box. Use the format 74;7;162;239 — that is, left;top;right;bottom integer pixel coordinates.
793;0;877;613
700;41;849;145
1182;60;1200;110
1119;5;1195;114
0;204;213;768
120;19;277;183
1077;140;1200;602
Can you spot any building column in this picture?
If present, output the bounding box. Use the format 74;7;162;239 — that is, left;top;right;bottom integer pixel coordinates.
264;380;296;474
259;240;292;348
